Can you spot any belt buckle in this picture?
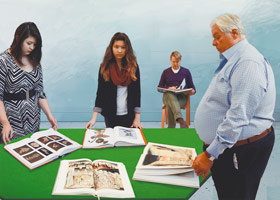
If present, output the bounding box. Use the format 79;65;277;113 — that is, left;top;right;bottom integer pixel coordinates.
26;90;29;100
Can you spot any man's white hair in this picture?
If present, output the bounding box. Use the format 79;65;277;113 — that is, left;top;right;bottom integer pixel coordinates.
211;14;246;37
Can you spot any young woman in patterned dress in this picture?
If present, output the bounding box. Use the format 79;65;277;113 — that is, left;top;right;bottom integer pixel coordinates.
0;22;57;145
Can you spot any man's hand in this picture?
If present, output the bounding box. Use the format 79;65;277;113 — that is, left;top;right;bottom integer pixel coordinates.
168;86;177;90
184;89;196;95
192;152;213;178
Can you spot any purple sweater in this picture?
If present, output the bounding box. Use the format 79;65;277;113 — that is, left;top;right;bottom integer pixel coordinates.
158;66;196;91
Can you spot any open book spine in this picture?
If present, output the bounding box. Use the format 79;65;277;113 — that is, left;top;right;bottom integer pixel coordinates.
139;129;147;145
82;129;88;149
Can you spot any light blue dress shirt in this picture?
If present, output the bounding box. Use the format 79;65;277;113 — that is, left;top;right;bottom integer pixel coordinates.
194;39;276;159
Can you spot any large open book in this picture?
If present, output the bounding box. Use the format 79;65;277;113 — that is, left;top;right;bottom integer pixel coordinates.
158;78;193;94
52;159;135;198
133;142;199;188
82;126;147;148
4;128;81;169
157;87;192;94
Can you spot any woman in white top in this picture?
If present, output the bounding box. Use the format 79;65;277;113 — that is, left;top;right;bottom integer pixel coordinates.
86;32;143;129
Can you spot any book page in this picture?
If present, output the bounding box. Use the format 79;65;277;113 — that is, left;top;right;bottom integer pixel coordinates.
114;126;146;146
31;128;81;156
52;159;135;198
133;170;200;188
64;160;94;189
83;129;114;148
137;142;196;169
4;129;81;169
52;159;95;196
157;87;192;94
178;78;186;89
4;138;46;169
135;154;193;175
92;160;124;191
92;160;135;198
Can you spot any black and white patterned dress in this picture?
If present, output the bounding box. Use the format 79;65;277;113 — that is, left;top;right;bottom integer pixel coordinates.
0;50;46;142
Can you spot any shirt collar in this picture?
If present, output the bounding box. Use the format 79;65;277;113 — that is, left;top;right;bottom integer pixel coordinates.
222;39;248;60
171;66;180;74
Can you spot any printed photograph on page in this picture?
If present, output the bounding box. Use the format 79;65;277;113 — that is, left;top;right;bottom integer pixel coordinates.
64;160;94;189
118;127;137;140
93;161;124;191
87;129;111;146
142;144;194;167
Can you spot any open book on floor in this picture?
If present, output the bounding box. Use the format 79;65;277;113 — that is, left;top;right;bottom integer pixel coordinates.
4;128;81;170
132;142;200;188
82;126;147;148
157;87;192;94
52;159;135;198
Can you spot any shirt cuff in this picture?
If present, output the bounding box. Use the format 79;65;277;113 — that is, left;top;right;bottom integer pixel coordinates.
94;107;102;113
206;138;227;159
38;91;47;99
134;107;140;113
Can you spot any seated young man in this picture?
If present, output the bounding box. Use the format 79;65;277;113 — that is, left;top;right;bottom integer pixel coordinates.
158;51;196;128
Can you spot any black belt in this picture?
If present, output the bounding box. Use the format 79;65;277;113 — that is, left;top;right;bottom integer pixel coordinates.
3;89;36;101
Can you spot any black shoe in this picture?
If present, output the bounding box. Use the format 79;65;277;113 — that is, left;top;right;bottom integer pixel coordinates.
177;118;187;128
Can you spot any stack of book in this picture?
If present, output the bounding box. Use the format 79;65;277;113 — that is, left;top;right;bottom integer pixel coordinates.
133;142;200;188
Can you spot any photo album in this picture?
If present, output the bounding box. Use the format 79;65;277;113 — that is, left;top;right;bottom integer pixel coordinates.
52;159;135;198
4;128;81;169
82;126;147;148
133;142;200;188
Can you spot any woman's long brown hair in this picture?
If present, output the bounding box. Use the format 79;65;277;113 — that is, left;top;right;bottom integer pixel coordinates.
100;32;137;82
10;22;42;68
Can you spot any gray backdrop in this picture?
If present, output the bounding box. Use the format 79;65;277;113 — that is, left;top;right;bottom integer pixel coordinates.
0;0;279;122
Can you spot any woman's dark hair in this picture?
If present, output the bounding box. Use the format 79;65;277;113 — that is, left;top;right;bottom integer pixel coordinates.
10;22;42;68
100;32;137;82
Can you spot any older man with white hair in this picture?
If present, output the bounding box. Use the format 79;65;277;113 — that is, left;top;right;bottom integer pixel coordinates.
193;14;276;200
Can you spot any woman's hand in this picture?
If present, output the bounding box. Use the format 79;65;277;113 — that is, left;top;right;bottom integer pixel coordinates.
2;122;13;145
86;119;96;129
86;111;99;129
48;115;58;131
131;113;143;129
39;99;57;130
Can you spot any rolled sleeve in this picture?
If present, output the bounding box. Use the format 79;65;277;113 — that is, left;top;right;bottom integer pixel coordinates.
134;107;140;113
94;107;102;113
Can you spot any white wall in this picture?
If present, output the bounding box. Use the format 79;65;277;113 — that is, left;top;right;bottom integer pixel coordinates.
0;0;279;122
